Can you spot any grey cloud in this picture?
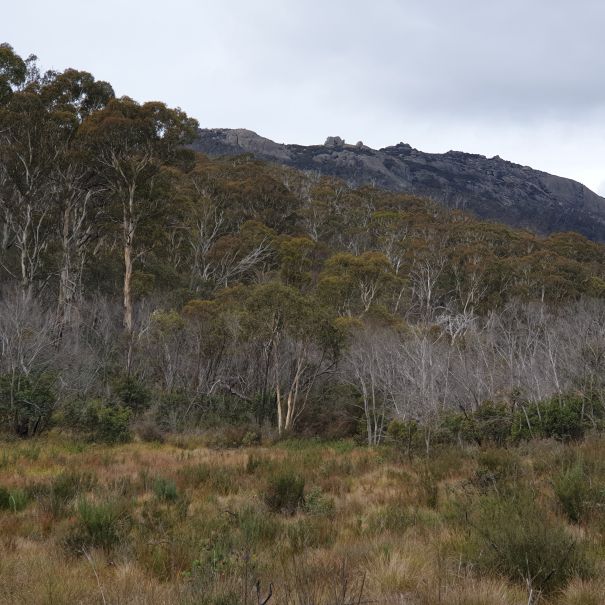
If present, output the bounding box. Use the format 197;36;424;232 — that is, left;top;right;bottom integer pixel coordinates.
2;0;604;191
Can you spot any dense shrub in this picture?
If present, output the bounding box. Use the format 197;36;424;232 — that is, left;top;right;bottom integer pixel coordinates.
264;471;305;515
0;485;28;512
472;448;523;493
152;477;179;502
296;383;359;439
464;492;592;594
553;461;595;523
94;404;132;443
473;402;514;445
112;375;151;413
237;505;281;545
0;372;55;437
415;394;597;449
152;391;192;432
66;499;131;553
62;399;132;443
439;402;513;446
512;395;590;441
303;486;335;516
387;419;420;455
45;471;97;517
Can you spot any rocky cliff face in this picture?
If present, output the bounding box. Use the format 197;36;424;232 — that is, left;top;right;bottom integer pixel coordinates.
192;128;605;241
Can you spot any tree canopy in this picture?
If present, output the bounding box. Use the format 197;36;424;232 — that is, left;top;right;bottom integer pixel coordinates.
1;44;605;441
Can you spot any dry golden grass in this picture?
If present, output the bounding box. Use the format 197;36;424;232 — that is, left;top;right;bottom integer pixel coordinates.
0;435;603;604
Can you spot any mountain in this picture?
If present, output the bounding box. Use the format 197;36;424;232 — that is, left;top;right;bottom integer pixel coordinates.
192;129;605;241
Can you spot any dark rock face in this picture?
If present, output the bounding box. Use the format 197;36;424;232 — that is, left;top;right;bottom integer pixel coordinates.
192;128;605;241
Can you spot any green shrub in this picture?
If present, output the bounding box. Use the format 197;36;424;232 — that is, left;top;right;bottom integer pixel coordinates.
66;499;131;553
152;477;179;502
237;506;281;545
419;468;438;509
303;486;335;516
0;372;55;437
437;402;514;446
264;471;305;515
472;448;522;493
512;396;590;442
474;402;513;445
62;399;132;443
464;492;592;594
94;404;132;443
0;485;29;512
46;471;97;517
541;397;589;440
150;391;189;433
553;461;594;523
112;375;151;413
387;419;421;456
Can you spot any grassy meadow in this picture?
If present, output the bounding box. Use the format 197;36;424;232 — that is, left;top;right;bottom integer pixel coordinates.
0;435;604;605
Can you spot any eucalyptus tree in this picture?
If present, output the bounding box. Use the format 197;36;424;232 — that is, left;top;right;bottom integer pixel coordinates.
0;47;64;296
0;45;114;312
78;97;198;368
242;282;340;435
0;43;27;104
43;69;114;323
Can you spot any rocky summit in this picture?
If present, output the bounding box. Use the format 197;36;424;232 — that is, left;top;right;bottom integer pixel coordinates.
193;128;605;241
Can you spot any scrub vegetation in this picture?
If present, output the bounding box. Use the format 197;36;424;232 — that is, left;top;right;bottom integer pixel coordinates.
1;435;604;604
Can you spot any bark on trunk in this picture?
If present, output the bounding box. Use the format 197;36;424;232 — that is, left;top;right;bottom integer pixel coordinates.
123;187;136;373
123;187;135;334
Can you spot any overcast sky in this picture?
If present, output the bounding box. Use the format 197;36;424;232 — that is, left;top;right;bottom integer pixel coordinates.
4;0;605;194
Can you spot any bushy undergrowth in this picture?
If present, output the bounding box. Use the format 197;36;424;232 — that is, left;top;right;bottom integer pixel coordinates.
65;498;131;553
44;470;98;517
62;399;132;443
153;477;179;502
388;393;604;456
553;460;599;523
0;485;28;512
263;471;305;514
463;491;593;595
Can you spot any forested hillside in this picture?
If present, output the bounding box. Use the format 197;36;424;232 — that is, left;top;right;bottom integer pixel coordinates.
1;44;605;445
194;128;605;241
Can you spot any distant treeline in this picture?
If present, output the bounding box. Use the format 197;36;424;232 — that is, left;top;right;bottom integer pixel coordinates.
1;43;605;443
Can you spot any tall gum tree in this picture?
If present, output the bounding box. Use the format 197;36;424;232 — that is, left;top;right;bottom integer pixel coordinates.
78;97;198;368
0;46;114;315
0;46;54;296
41;68;114;324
